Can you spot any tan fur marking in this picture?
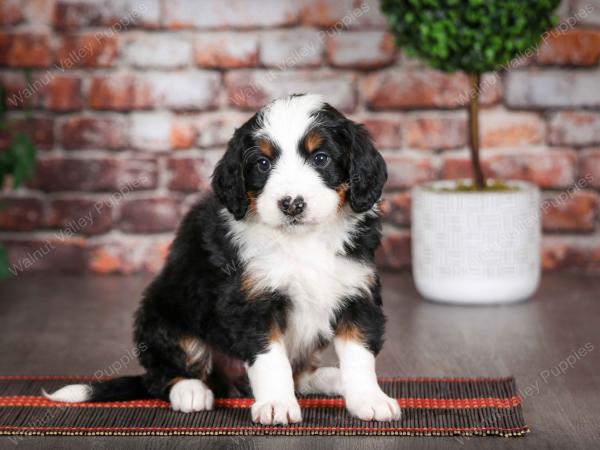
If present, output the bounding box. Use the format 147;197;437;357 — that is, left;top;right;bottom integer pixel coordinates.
337;182;349;211
306;131;323;153
247;192;257;213
179;336;212;378
336;321;364;342
168;376;186;387
258;138;273;158
270;322;283;342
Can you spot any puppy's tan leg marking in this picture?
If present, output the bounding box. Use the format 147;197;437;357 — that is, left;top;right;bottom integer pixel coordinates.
179;336;212;379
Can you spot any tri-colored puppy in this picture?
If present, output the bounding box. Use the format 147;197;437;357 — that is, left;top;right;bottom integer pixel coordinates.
45;94;400;424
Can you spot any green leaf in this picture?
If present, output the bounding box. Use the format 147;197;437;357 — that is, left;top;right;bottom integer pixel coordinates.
10;132;37;188
0;245;10;279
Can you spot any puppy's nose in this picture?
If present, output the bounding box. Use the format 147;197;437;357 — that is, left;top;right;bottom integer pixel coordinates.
278;196;305;216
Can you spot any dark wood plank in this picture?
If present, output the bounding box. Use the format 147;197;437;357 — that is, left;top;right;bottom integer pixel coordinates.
0;273;599;449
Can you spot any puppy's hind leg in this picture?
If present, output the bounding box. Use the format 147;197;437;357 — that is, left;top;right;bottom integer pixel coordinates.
296;367;344;396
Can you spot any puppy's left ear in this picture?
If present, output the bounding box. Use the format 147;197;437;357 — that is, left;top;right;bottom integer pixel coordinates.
346;122;387;213
211;126;249;220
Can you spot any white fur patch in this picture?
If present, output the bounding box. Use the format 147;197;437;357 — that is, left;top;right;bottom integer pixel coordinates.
42;384;91;403
226;209;375;366
169;379;214;413
334;338;401;421
247;341;301;425
296;367;343;396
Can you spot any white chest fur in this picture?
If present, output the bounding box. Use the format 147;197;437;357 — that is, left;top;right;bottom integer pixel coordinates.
225;211;375;365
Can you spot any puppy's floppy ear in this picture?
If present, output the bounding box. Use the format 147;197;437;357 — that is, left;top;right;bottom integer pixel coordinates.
346;122;387;213
211;126;250;220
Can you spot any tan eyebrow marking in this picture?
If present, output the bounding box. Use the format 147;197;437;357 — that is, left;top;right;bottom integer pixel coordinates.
258;138;273;158
306;131;323;153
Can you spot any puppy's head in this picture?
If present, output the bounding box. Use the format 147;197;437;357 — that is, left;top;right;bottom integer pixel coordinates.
212;94;387;229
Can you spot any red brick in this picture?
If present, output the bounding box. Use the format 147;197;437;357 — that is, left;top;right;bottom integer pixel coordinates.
384;152;438;189
404;113;466;150
481;109;545;148
57;34;118;68
3;238;88;274
53;0;160;30
326;31;395;69
301;0;386;29
542;235;600;272
60;115;127;150
171;118;197;150
580;148;600;189
380;191;411;227
30;156;158;192
165;0;301;29
0;33;52;67
120;197;181;233
45;198;113;235
542;190;598;233
87;235;171;274
301;0;354;27
168;153;221;192
361;116;402;149
364;69;470;110
549;112;600;147
0;117;54;150
195;32;258;69
260;29;324;68
0;196;44;231
506;70;600;108
195;111;251;148
124;33;191;69
45;76;82;112
0;0;23;25
442;148;577;189
226;70;356;112
536;29;600;66
375;228;411;270
89;74;153;110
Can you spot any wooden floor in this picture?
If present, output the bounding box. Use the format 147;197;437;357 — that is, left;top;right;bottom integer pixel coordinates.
0;273;599;449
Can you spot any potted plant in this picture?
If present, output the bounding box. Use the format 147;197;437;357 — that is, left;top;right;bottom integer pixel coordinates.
0;82;37;278
381;0;560;304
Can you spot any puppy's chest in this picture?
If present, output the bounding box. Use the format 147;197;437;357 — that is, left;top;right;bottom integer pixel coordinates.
240;232;373;362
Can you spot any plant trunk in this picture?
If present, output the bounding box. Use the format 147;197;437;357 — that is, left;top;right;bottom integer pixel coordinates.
468;73;485;190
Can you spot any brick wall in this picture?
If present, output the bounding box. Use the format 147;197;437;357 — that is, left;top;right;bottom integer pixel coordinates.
0;0;599;275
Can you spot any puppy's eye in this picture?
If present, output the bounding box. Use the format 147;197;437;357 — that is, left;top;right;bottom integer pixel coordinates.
256;157;272;173
312;152;330;168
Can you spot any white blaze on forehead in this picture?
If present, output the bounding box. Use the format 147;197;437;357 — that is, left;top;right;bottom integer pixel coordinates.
256;94;324;152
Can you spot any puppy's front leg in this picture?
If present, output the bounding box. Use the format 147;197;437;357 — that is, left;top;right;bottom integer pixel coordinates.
334;336;401;421
247;340;302;425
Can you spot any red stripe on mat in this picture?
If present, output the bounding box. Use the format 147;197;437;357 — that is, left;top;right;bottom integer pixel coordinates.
0;395;522;409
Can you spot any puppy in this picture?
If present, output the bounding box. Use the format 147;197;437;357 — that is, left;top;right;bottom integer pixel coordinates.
44;94;400;424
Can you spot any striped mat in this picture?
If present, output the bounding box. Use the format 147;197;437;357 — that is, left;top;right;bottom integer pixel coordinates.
0;376;528;437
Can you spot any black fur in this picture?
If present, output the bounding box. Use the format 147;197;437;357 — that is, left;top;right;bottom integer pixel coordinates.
50;96;389;404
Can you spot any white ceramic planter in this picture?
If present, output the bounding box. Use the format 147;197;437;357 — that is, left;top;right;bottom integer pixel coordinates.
411;180;541;304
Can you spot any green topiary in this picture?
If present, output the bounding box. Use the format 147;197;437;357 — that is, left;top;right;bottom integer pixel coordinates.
0;77;38;278
381;0;560;189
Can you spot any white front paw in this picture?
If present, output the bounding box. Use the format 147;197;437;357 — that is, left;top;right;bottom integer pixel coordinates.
252;397;302;425
169;379;214;413
345;390;401;421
